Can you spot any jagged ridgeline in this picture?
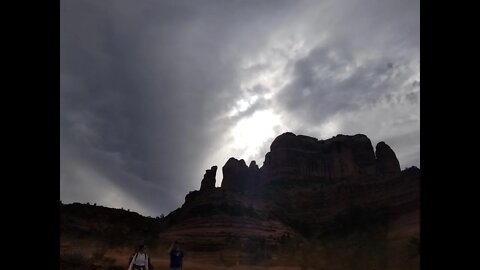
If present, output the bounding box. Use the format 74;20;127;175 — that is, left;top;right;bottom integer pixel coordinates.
61;132;420;270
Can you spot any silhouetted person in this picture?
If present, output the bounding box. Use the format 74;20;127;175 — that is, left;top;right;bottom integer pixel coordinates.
128;244;153;270
168;240;184;270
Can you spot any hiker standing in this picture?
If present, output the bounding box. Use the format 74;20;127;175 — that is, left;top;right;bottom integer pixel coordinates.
128;245;152;270
168;241;185;270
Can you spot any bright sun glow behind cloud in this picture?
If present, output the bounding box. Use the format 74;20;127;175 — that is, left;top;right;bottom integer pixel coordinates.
319;119;340;139
231;110;281;161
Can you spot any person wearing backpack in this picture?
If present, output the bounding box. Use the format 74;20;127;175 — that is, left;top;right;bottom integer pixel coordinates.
128;244;153;270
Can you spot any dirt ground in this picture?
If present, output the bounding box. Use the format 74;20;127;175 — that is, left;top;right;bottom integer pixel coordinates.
68;246;301;270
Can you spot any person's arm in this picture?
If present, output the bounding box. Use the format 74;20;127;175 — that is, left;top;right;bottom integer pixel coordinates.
145;254;149;270
167;243;174;253
128;252;137;270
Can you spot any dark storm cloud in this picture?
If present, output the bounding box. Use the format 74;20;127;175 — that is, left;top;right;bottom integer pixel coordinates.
275;46;418;124
61;0;419;216
61;0;298;216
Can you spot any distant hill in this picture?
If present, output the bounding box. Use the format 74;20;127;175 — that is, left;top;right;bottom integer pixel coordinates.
60;132;420;270
60;202;163;247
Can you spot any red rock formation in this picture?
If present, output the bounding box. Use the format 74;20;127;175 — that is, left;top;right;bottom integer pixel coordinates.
200;166;217;191
262;133;377;182
221;158;260;193
376;141;401;177
221;158;249;192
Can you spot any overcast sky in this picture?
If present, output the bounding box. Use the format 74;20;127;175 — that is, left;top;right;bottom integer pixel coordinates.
61;0;419;217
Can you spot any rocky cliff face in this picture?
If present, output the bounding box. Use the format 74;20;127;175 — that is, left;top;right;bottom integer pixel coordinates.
216;132;406;194
200;166;217;191
163;132;419;255
220;158;261;193
262;133;378;183
376;141;401;176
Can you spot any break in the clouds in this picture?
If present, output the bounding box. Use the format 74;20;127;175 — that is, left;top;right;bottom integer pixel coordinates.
61;0;419;217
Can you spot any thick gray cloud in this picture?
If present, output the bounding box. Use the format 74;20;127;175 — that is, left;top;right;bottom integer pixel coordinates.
61;0;419;217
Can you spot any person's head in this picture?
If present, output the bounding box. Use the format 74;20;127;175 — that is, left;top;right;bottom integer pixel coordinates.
173;240;179;249
138;245;146;253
